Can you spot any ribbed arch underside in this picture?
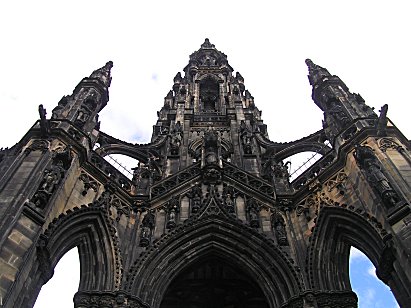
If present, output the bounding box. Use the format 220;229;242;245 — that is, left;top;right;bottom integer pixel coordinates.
308;206;385;291
129;216;301;308
45;208;118;291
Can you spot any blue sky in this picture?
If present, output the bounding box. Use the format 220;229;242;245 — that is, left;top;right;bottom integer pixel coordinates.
350;248;399;308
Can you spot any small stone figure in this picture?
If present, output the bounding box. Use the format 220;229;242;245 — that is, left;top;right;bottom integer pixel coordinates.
222;185;236;213
75;107;90;127
246;198;259;228
354;145;400;208
224;193;235;213
40;162;65;194
272;213;288;246
239;121;253;154
377;104;388;137
38;104;49;137
169;121;183;155
139;211;155;247
30;143;73;209
187;184;202;214
166;196;180;229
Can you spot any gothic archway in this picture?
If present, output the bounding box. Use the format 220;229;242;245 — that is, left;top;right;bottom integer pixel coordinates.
307;206;410;307
127;215;302;308
30;206;121;306
160;257;269;308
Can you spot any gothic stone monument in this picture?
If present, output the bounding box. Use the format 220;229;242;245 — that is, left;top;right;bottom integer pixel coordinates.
0;39;410;307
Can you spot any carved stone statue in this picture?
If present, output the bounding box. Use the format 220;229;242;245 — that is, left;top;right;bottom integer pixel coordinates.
239;120;253;154
187;184;202;213
140;211;155;247
40;162;65;194
224;193;235;213
170;121;183;155
30;145;73;209
272;213;288;246
75;106;90;127
166;196;180;229
38;104;49;137
377;104;388;136
222;185;236;213
354;145;400;207
246;198;259;228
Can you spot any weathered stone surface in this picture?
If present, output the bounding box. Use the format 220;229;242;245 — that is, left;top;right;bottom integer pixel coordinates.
0;39;410;308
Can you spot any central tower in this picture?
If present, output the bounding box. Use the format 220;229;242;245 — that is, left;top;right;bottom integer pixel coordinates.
0;39;410;308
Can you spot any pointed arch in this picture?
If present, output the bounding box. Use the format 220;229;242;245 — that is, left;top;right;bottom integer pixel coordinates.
41;206;121;291
127;215;302;308
307;206;411;306
307;206;385;291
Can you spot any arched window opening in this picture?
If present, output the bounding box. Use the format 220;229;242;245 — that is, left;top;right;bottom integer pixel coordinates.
200;77;219;112
286;151;323;181
160;258;269;308
349;247;399;308
34;247;80;308
103;154;139;180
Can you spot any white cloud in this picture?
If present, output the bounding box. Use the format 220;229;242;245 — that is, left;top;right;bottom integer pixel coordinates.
368;264;378;279
350;247;367;261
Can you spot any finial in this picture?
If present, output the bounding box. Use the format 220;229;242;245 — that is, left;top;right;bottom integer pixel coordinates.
173;72;182;83
201;38;215;49
305;58;330;86
90;61;114;87
305;58;318;72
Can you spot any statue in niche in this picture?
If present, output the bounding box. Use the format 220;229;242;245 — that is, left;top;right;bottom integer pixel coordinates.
239;120;253;154
166;196;180;229
39;161;65;194
187;184;202;213
224;193;235;213
30;146;72;209
201;55;217;66
169;121;183;155
75;106;90;127
139;210;155;247
272;213;288;246
246;198;259;228
222;185;236;213
354;145;400;207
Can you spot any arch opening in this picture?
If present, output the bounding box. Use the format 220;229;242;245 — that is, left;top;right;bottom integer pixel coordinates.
103;153;139;179
349;247;399;308
160;257;269;308
200;76;219;112
34;247;80;308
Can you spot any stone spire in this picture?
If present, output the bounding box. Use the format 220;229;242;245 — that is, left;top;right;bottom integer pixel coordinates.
90;61;113;88
305;59;331;87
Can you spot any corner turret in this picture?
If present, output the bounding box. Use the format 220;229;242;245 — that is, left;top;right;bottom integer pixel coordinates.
306;59;376;149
